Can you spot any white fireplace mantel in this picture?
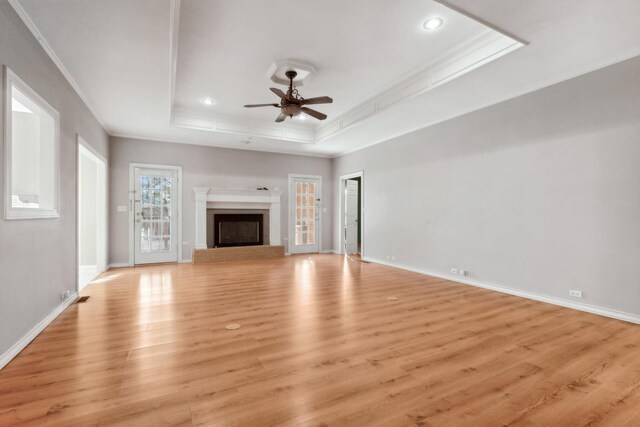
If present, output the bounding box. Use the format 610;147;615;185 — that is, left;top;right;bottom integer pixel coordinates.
193;187;282;249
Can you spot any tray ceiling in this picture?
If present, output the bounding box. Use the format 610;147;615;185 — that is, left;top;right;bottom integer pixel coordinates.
11;0;640;157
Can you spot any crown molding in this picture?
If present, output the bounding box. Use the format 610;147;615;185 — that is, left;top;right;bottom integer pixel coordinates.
8;0;109;133
169;26;523;145
167;1;523;146
167;2;315;145
315;28;524;142
109;131;333;158
171;107;316;143
331;45;640;159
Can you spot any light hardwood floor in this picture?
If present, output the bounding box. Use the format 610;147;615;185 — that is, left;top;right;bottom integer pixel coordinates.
1;254;639;426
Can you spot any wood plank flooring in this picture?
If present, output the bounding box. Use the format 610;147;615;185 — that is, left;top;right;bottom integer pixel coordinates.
0;254;639;426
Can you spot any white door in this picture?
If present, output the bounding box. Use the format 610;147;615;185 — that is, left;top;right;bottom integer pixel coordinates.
290;176;320;254
134;167;179;264
345;179;359;254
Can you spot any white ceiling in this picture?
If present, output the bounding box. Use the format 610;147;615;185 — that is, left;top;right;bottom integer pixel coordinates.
13;0;640;157
174;0;482;120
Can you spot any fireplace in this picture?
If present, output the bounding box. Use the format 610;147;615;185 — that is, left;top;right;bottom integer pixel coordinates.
194;187;282;250
213;213;264;247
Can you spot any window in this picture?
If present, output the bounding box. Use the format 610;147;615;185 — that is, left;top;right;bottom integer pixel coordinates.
4;66;59;219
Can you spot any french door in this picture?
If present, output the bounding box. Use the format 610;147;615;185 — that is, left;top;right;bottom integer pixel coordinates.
290;176;321;254
133;167;179;264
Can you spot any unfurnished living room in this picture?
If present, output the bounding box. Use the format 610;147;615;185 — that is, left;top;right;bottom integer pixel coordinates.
1;0;640;425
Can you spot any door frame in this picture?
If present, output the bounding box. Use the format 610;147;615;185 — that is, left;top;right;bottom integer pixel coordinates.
128;163;183;265
288;173;322;254
76;135;108;291
338;171;364;256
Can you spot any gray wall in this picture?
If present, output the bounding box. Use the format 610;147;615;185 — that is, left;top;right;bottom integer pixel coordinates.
0;3;109;358
333;56;640;317
109;137;333;263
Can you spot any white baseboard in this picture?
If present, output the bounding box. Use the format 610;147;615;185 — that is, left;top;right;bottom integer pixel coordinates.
0;291;79;371
285;249;338;255
179;259;192;264
363;257;640;325
108;262;131;269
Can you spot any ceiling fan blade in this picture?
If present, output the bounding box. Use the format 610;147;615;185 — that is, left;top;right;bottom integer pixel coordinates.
244;103;280;108
270;88;288;100
301;107;327;121
301;96;333;105
275;112;286;122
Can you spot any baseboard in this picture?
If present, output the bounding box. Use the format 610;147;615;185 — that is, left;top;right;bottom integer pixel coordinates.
320;249;339;254
108;262;131;269
363;257;640;325
179;259;192;264
0;291;79;371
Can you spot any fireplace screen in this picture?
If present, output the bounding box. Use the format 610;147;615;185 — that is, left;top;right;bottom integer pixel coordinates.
214;214;263;247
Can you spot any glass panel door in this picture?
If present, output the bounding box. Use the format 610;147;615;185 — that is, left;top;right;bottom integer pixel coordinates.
134;167;178;264
290;176;320;253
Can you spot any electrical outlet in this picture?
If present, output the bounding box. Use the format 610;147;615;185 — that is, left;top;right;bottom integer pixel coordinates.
385;255;391;260
61;290;71;300
569;290;583;298
391;256;397;262
450;268;458;275
459;270;467;276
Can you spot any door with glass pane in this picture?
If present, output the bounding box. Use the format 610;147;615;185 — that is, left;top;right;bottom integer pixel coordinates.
134;167;178;264
290;176;320;254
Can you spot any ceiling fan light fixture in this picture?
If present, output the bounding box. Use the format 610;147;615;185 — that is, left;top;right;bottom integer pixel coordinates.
244;69;332;122
423;17;443;31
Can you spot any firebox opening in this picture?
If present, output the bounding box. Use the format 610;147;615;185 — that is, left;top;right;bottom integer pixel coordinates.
213;213;264;247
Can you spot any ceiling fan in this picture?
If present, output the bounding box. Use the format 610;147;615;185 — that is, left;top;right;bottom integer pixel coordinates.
244;70;333;122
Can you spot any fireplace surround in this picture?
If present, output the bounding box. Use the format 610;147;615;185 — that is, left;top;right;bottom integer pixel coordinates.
193;187;282;250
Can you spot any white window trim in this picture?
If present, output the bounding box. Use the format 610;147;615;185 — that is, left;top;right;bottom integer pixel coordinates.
4;66;60;220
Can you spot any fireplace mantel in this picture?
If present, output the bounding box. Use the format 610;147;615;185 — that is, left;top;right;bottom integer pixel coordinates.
193;187;282;249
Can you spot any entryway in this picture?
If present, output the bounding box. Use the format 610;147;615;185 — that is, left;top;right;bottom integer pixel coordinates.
288;174;322;254
129;164;182;264
339;171;363;256
77;137;107;291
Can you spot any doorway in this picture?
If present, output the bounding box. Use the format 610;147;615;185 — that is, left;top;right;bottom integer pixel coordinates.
339;171;364;256
77;138;107;291
289;174;322;254
129;164;182;264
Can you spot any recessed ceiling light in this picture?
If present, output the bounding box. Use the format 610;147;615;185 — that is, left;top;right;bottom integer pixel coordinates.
203;98;215;105
423;17;443;31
